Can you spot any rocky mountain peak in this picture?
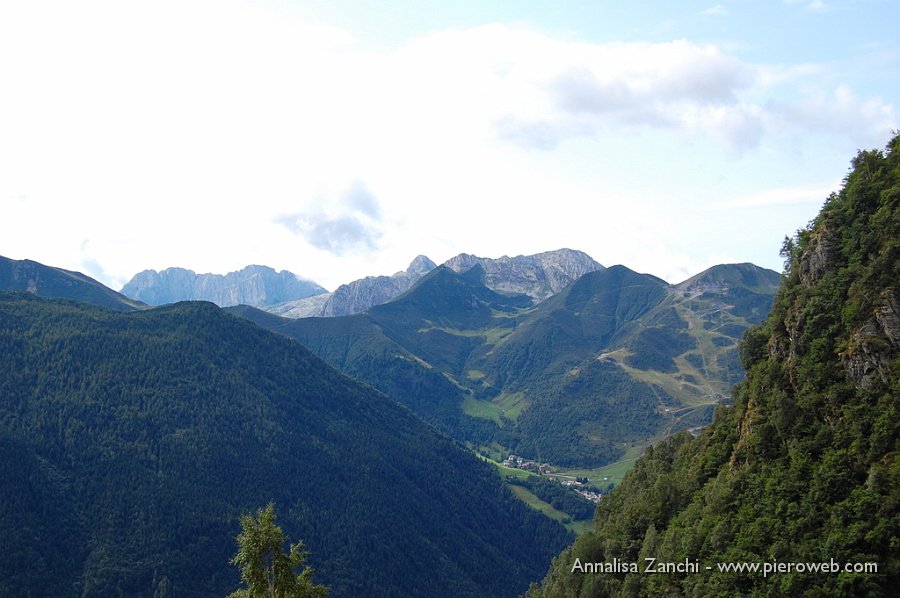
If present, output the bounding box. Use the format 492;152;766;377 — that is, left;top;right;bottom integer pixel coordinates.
405;255;438;277
443;248;603;302
269;256;438;318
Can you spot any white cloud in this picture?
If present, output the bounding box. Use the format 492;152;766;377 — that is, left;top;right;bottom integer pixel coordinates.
768;85;896;147
276;181;384;256
421;32;764;150
700;5;728;16
1;3;896;289
718;180;841;209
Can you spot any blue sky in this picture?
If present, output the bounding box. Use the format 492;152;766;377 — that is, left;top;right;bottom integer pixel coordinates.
1;0;897;290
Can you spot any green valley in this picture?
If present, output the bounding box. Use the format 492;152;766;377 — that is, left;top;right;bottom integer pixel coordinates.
233;261;779;471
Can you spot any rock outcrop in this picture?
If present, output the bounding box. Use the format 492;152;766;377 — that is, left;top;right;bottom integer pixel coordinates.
841;289;900;387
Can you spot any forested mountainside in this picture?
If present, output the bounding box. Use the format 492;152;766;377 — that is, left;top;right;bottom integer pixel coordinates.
0;293;571;597
528;135;900;596
233;261;779;469
121;264;326;307
0;255;144;311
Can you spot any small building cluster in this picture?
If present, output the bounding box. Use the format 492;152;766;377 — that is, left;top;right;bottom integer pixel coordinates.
576;489;603;504
560;479;603;503
503;454;551;474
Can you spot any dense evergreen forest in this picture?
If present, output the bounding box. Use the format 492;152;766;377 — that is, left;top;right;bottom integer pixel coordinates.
0;294;572;597
529;135;900;596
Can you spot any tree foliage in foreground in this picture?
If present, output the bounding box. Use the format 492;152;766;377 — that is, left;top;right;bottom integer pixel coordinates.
228;503;327;598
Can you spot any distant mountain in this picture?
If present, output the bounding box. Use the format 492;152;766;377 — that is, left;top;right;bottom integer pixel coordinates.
0;292;572;597
264;249;602;319
120;265;326;307
233;261;781;469
444;248;604;302
0;255;144;311
267;255;437;318
528;132;900;598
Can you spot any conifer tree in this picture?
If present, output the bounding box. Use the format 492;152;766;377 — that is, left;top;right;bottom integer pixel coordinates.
228;503;327;598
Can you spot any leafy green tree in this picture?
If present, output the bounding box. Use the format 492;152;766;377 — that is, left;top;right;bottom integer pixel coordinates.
228;503;327;598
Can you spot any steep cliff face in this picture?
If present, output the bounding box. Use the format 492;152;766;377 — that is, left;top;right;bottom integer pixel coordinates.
443;248;604;302
530;135;900;597
841;289;899;388
120;265;325;307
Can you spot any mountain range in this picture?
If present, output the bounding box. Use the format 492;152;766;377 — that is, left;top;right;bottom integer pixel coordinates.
2;245;781;592
231;260;780;469
3;249;778;473
120;264;326;307
120;248;604;317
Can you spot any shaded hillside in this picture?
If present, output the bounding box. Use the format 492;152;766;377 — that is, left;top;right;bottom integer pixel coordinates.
529;135;899;596
0;255;144;311
0;293;572;597
235;262;779;469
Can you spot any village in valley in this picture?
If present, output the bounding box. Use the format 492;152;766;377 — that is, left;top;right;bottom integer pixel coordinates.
502;454;605;504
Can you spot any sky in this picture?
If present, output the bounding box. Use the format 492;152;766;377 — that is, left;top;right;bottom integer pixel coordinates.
1;0;898;292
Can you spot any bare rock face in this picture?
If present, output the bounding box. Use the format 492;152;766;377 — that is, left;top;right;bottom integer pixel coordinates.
443;248;603;302
320;255;437;317
842;290;900;388
799;223;837;286
120;265;326;308
264;293;331;318
266;256;438;318
875;290;900;348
